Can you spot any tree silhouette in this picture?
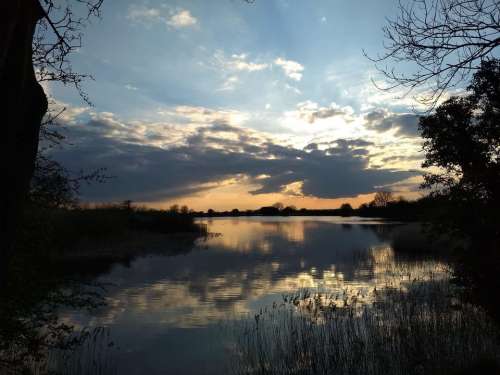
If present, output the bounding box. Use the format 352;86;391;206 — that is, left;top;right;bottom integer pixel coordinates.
420;60;500;321
1;0;104;285
372;191;395;207
272;202;284;211
340;203;353;210
420;59;500;209
368;0;500;106
339;203;354;217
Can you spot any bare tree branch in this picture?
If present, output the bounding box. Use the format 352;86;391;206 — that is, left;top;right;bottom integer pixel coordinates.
34;0;104;105
366;0;500;108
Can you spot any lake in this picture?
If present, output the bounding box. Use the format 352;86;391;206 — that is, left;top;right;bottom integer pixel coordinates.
61;217;449;374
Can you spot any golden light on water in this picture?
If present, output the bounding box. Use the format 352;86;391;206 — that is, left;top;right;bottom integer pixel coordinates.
66;219;449;329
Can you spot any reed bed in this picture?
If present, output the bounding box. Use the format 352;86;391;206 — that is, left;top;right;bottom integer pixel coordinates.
228;279;500;375
2;327;117;375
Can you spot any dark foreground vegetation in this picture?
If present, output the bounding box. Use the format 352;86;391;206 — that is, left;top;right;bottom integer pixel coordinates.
229;282;500;375
25;202;206;247
0;202;206;374
1;0;498;373
18;201;207;265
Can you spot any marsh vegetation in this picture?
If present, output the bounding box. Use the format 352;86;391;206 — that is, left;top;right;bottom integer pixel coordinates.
228;271;500;375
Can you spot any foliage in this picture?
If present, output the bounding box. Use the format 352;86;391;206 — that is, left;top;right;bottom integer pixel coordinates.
29;154;108;209
419;59;500;234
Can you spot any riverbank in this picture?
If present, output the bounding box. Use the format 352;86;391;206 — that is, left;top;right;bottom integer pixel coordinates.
18;204;207;257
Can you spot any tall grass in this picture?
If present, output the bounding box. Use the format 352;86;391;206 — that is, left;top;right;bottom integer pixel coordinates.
228;279;500;375
1;327;117;375
43;327;117;375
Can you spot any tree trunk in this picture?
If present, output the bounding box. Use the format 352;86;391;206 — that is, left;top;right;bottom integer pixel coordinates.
0;0;48;287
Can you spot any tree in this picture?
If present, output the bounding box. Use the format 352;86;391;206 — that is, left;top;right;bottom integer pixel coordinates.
282;206;297;216
369;0;500;106
339;203;354;217
340;203;353;211
1;0;103;284
419;60;500;320
28;156;78;209
340;203;354;216
29;117;108;210
372;191;395;207
420;59;500;210
272;202;284;211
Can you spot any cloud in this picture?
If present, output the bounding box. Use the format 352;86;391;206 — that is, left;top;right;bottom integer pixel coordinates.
296;101;353;123
167;105;249;126
211;51;269;91
127;6;197;29
226;53;269;72
284;83;302;95
274;58;304;81
208;52;304;92
167;9;197;28
213;51;269;73
127;6;161;23
218;76;239;91
48;109;417;202
364;109;420;137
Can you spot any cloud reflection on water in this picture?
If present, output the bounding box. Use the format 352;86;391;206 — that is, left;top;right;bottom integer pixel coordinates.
65;218;448;330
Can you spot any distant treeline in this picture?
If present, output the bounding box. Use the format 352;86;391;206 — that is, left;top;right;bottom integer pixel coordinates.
192;192;442;222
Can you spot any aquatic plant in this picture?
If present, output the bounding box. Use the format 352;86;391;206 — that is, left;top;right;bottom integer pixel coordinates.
228;279;500;375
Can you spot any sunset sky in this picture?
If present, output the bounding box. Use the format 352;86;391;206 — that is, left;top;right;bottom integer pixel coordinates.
45;0;438;211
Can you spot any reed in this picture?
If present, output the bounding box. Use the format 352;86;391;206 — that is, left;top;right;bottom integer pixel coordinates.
18;327;118;375
228;277;500;374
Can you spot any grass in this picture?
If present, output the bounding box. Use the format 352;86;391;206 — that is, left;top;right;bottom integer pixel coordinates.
6;327;118;375
227;272;500;375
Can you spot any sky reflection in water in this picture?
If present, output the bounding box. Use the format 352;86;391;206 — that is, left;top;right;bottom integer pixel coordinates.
64;217;447;374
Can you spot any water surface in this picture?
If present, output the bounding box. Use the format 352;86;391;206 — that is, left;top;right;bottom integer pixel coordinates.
63;217;446;374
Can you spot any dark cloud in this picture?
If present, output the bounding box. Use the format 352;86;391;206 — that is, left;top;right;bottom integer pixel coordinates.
297;102;350;124
49;118;418;202
381;154;423;164
365;110;420;137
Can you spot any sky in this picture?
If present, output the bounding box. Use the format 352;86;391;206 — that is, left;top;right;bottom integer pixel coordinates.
44;0;432;211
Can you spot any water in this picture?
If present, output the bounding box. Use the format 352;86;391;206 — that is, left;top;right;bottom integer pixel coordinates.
61;217;447;374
